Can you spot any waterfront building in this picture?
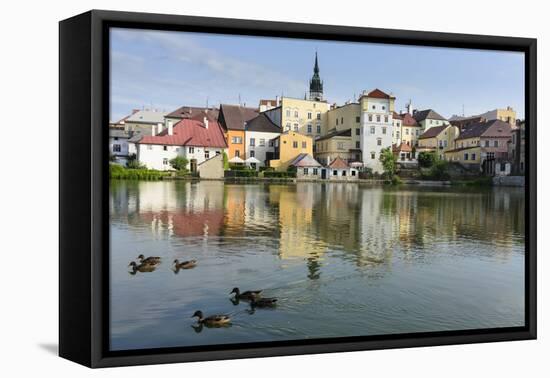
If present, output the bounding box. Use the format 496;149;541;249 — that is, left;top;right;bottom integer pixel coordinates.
327;157;358;180
119;109;168;135
269;131;314;171
444;119;512;174
218;104;258;160
412;109;449;131
288;153;323;179
314;129;353;166
399;112;421;148
326;103;362;160
135;116;227;172
508;120;525;175
392;112;403;146
417;124;460;160
392;143;414;162
359;88;395;173
244;113;282;168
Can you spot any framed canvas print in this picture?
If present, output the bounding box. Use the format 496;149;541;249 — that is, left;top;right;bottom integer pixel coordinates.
59;10;536;368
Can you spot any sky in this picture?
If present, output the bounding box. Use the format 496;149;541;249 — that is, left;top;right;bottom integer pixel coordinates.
110;27;525;123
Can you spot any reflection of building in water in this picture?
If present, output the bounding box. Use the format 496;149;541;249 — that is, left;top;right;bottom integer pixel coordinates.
269;184;327;260
223;184;247;236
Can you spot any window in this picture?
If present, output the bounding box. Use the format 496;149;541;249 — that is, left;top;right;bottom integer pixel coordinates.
464;153;469;161
341;117;344;124
376;115;381;122
307;112;312;119
285;123;291;131
316;112;321;120
205;150;210;159
235;150;240;157
216;151;221;155
294;110;299;118
342;170;347;176
396;131;400;139
250;138;255;147
356;116;360;123
286;108;291;117
337;142;344;150
231;136;242;144
293;124;299;131
293;141;298;148
368;115;373;122
175;148;180;152
500;162;506;172
316;124;321;134
382;106;386;110
307;124;312;133
188;147;194;153
494;140;498;147
405;128;409;135
250;150;255;158
313;168;318;175
333;170;338;176
371;152;376;159
269;139;274;147
370;126;375;134
163;158;168;165
113;144;121;152
356;141;360;149
336;118;339;126
147;145;152;150
384;115;389;123
372;105;376;110
444;140;448;147
163;145;168;151
471;153;476;160
382;127;387;135
302;141;307;148
304;168;309;175
377;138;382;146
259;139;266;147
114;137;119;141
356;128;360;135
416;129;419;136
351;170;356;176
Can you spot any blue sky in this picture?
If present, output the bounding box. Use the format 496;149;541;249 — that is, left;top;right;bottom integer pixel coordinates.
110;28;525;122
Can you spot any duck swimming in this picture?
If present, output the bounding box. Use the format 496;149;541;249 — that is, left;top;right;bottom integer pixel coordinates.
229;287;262;300
250;297;278;308
173;259;197;270
192;310;231;326
137;254;161;265
128;261;157;274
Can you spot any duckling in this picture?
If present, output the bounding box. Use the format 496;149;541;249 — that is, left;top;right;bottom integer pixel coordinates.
192;310;231;326
250;297;278;308
128;261;157;274
137;254;161;265
229;287;263;300
173;259;197;270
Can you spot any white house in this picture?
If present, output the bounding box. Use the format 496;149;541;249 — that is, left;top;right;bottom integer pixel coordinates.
245;113;282;169
136;114;227;172
359;89;395;173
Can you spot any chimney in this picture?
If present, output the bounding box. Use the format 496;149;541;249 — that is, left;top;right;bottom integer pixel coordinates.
157;122;163;134
276;95;280;107
167;120;173;136
151;124;156;136
204;117;209;129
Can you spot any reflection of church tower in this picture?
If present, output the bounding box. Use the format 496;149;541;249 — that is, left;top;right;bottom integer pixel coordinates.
309;52;324;101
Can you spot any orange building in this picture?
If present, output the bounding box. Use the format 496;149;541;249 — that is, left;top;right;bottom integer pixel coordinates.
218;104;258;159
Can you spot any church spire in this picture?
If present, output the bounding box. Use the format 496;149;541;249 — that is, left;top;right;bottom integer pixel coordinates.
309;52;323;101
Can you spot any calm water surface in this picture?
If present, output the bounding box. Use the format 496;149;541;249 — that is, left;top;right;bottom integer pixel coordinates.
110;181;525;351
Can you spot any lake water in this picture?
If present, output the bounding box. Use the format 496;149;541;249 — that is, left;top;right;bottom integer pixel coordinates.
109;180;525;351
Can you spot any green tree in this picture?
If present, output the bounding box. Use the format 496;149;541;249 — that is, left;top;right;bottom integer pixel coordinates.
169;156;189;171
379;147;397;180
429;159;450;180
418;151;436;168
222;151;229;170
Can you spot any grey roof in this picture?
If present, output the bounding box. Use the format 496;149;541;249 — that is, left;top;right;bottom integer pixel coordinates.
125;110;168;124
166;106;219;120
316;128;351;142
413;109;447;122
289;153;322;168
245;113;281;133
456;119;511;141
219;104;258;131
418;125;448;139
109;129;130;138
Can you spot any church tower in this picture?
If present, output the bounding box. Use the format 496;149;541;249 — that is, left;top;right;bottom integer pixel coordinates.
309;52;324;101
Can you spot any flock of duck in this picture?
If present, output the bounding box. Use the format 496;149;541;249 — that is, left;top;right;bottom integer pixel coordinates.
128;254;279;327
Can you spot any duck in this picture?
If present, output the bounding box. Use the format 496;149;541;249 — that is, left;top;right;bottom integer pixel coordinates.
229;287;263;300
173;259;197;270
137;254;161;265
192;310;231;326
250;297;278;308
128;261;157;274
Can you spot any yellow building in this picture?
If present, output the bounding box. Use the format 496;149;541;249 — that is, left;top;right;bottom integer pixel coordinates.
417;124;460;160
398;113;421;148
314;129;353;165
269;131;313;171
444;146;481;165
327;103;361;154
272;97;331;137
479;107;516;127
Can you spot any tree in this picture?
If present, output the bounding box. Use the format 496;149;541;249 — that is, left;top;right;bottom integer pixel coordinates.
429;159;450;180
222;151;229;170
169;156;189;171
126;154;146;169
418;151;436;168
379;147;397;179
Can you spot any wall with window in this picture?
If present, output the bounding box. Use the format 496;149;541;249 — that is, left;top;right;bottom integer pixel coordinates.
268;131;313;171
245;130;281;167
136;143;225;171
279;97;330;137
360;95;394;173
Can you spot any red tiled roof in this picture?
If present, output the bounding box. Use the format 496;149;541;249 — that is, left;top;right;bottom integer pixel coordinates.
418;125;448;139
367;88;393;99
392;111;403;120
138;118;227;148
393;143;412;152
328;157;349;169
400;113;419;127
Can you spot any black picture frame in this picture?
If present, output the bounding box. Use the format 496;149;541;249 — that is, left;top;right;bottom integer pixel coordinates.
59;9;537;368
